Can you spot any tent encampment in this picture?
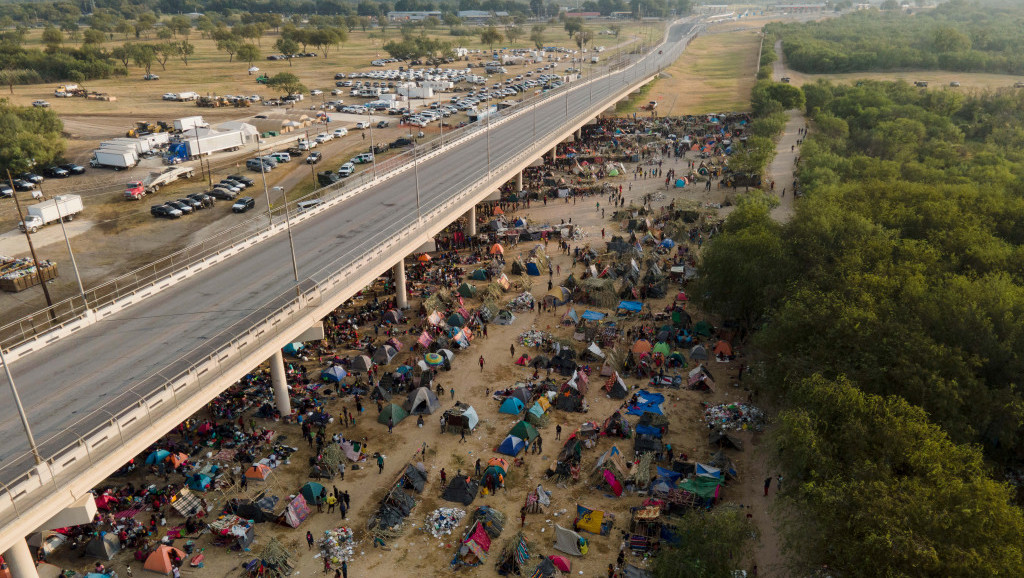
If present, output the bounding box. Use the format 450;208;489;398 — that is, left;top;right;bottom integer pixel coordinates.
351;355;373;372
143;545;186;575
405;387;441;415
689;344;708;361
553;525;588;556
458;282;477;297
443;476;480;506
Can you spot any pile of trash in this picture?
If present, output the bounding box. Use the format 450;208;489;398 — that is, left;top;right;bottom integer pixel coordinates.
507;292;536;312
426;507;466;538
320;527;356;563
518;328;552;348
702;403;764;431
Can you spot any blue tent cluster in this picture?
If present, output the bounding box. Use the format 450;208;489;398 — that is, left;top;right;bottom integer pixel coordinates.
625;391;664;416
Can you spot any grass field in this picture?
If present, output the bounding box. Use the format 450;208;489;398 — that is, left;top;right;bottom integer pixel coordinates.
643;26;762;116
781;69;1024;90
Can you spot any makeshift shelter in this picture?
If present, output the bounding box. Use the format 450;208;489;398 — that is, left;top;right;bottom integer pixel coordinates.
378;403;409;425
351;355;373;372
170;488;204;518
143;545;186;575
458;282;478;298
144;449;170;465
447;312;467;327
405;387;441;415
399;463;429;493
553;387;584;412
321;365;348;383
590;446;629;496
500;397;526;415
383;309;405;324
509;420;539;442
233;498;276;523
708;450;739;480
498;435;527;457
85;533;121;560
373;344;399;365
525;262;540;276
553;525;588;556
281;494;310;527
282;342;304;356
694;320;714;336
495;310;517;325
495;532;530;576
625;390;664;416
708;430;744;450
601;411;631;438
575;504;612;535
244;464;273;481
443;475;479;506
603;372;628;399
453;521;493;568
443;403;479;432
187;473;212;492
299;482;325;504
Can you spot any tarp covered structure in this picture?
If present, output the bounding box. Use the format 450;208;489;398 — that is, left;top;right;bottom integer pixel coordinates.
443;475;480;506
444;403;479;432
603;372;628;399
282;494;310;527
553;525;588;556
575;504;606;534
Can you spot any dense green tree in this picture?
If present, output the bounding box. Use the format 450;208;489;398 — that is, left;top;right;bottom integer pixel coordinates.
480;26;502;49
562;17;582;39
236;43;260;67
0;100;65;174
266;72;307;96
276;37;299;64
652;508;757;578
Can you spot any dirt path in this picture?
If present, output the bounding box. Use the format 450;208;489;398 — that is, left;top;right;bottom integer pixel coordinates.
766;39;802;224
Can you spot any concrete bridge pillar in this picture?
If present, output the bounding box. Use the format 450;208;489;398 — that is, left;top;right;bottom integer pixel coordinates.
575;128;582;140
465;206;477;236
4;538;40;578
549;147;557;164
393;260;408;309
269;351;291;418
515;171;523;192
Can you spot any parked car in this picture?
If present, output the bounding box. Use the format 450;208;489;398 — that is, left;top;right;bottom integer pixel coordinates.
165;200;193;214
376;120;390;128
32;100;50;107
187;192;214;207
61;163;86;175
143;74;160;80
177;197;203;211
217;180;243;193
44;166;69;178
333;128;349;138
208;188;237;201
354;121;369;129
232;197;255;213
318;171;342;186
337;162;355;177
12;179;35;191
151;204;182;218
390;137;414;149
19;172;44;184
306;152;322;164
0;183;13;198
228;174;254;187
246;158;272;172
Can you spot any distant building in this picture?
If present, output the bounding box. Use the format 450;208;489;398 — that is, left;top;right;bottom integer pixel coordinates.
386;10;442;22
769;3;827;12
565;11;601;19
457;10;509;22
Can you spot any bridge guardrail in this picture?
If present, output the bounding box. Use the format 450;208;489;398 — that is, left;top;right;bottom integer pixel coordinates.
0;20;698;539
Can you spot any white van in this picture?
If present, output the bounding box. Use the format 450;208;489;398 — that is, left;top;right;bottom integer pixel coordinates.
355;121;370;129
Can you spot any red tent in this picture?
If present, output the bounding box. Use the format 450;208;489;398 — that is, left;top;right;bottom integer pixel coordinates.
549;555;571;572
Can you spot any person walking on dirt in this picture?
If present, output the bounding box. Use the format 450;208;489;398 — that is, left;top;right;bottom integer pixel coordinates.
479;355;485;372
763;477;772;496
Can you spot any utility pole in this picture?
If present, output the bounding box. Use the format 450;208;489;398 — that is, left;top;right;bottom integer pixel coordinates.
0;346;41;465
7;171;55;319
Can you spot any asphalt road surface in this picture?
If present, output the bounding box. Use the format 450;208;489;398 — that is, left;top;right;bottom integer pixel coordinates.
0;21;697;481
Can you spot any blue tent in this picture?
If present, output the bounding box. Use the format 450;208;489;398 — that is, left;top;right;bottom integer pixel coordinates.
283;342;304;355
321;366;347;383
695;463;722;479
675;179;686;188
500;397;525;415
656;466;682;484
616;301;643;313
188;473;212;492
526;262;540;276
660;239;675;249
581;310;606;321
144;449;170;465
396;365;413;375
636;424;662;438
498;435;526;456
528;402;545;418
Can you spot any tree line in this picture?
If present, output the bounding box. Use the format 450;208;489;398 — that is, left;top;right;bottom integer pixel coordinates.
695;78;1024;574
767;0;1024;75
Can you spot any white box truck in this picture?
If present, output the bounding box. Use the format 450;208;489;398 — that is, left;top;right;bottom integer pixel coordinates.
109;138;153;155
18;195;84;233
91;148;138;170
177;92;199;101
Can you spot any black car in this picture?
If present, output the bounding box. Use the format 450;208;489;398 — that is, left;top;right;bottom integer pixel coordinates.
178;197;203;211
44;166;69;178
208;188;237;201
19;172;43;184
306;152;322;164
151;204;182;218
61;163;86;175
165;200;193;214
317;171;342;186
221;178;247;190
227;174;254;187
188;192;214;207
0;183;12;198
232;197;255;213
390;137;413;149
13;179;35;191
370;143;389;154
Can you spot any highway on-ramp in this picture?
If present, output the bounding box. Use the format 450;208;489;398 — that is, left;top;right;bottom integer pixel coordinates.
0;21;697;483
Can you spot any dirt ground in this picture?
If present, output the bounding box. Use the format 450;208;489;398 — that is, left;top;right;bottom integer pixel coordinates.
42;140;786;578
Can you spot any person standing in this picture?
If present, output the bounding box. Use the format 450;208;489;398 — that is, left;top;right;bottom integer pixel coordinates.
479;355;485;372
341;560;348;578
306;531;315;549
475;459;482;477
342;490;350;511
555;424;562;440
377;453;385;474
388;417;394;434
763;476;772;497
450;387;455;400
510;344;515;357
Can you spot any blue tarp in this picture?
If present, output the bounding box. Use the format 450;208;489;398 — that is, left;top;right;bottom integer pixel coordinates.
617;301;643;312
635;424;662;438
625;390;664;416
188;473;212;491
283;342;304;355
498;435;526;456
526;262;540;276
581;310;606;321
500;397;525;414
321;366;348;383
145;449;170;465
696;463;722;479
528;402;545;418
660;239;675;249
655;466;682;483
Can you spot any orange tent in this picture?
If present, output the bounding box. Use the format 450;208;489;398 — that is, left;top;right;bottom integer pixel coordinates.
492;206;504;215
144;545;186;575
713;341;733;357
632;339;652;354
489;243;504;255
244;464;272;481
487;457;510;470
417;253;431;262
166;452;188;468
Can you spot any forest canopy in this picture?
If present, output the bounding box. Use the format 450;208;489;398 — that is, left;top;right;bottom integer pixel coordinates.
768;0;1024;74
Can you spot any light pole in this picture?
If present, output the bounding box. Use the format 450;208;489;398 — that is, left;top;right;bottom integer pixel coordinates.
485;103;491;174
256;136;273;226
412;142;422;221
273;186;301;298
367;109;378;178
0;346;41;464
52;197;86;303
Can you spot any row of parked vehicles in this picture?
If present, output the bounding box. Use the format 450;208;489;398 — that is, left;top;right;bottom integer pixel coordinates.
150;174;256;218
0;165;86;198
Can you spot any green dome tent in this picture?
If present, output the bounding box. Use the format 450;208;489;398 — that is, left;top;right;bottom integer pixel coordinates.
509;420;539;442
378;403;409;425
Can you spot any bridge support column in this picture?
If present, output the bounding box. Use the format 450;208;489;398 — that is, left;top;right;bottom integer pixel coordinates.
549;147;556;164
4;539;40;578
515;171;523;192
574;128;582;140
269;351;291;418
393;261;408;310
465;206;477;236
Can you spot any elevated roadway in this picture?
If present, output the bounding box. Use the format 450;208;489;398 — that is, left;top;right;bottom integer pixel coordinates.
0;19;700;557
